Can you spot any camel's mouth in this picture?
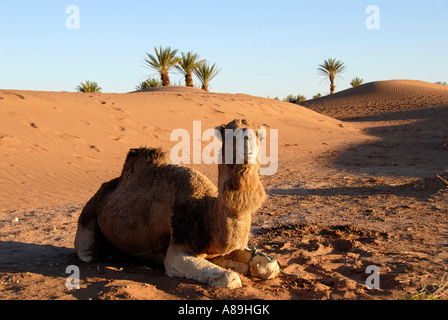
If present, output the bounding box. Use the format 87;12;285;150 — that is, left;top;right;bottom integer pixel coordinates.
244;150;258;164
235;129;259;165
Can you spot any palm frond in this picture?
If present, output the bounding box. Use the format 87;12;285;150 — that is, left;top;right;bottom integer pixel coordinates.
76;80;102;93
175;51;205;74
175;51;205;87
135;78;162;91
195;62;220;82
350;77;364;87
317;58;346;94
144;46;180;72
194;62;220;91
317;58;346;77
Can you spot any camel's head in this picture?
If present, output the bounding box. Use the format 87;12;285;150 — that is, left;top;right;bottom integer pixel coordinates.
215;119;266;167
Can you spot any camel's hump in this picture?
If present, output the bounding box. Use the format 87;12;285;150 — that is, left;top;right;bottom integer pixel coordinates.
125;147;166;163
121;147;167;174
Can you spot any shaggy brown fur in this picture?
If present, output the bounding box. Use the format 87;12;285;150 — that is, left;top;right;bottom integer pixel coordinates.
74;119;276;288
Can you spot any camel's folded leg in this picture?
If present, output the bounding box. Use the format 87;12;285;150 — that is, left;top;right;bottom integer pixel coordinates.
164;243;242;289
75;214;118;262
75;220;98;263
210;248;280;280
75;179;119;263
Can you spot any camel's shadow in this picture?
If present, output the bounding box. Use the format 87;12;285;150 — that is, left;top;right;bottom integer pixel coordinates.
267;178;447;202
334;105;448;177
0;240;190;300
0;241;71;266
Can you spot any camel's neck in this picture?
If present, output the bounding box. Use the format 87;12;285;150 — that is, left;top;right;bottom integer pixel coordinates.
210;164;266;255
217;165;266;216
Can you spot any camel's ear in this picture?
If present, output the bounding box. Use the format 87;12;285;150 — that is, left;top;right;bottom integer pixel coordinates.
214;125;225;140
258;125;266;141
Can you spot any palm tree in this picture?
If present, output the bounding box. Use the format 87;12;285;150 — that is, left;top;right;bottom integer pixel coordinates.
283;94;307;104
194;62;220;92
350;77;364;87
76;80;102;93
176;51;205;87
143;46;181;87
317;58;346;94
135;78;161;91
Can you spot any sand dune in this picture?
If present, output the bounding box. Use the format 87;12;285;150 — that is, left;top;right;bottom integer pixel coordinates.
302;80;448;120
0;87;365;210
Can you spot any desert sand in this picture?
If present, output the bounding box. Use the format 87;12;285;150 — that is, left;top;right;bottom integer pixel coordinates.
302;79;448;120
0;80;447;300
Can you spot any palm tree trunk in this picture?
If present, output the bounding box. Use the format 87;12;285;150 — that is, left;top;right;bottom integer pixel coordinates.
329;75;335;94
185;74;194;87
202;82;209;92
161;72;170;87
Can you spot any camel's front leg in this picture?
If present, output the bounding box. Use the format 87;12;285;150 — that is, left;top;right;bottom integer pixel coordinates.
164;243;242;288
210;248;280;280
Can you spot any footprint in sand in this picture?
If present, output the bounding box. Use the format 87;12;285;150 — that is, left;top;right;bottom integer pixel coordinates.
7;111;39;129
114;125;126;132
105;103;135;125
72;153;97;161
0;134;21;150
202;104;224;114
166;106;185;116
29;144;48;153
109;124;127;142
55;131;100;152
108;135;127;142
88;145;100;152
111;106;125;112
55;131;82;141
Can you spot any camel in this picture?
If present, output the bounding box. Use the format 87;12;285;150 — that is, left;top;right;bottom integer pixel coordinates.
74;119;279;288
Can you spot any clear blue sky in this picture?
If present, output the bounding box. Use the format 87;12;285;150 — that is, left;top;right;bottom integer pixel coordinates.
1;0;447;99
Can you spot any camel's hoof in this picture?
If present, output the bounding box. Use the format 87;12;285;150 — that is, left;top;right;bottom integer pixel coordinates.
210;271;242;289
249;255;280;280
